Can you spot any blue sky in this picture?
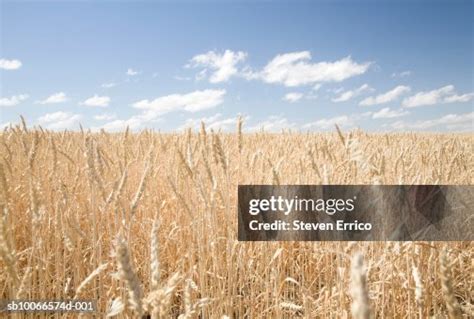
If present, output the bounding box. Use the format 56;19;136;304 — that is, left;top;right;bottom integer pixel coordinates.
1;0;473;132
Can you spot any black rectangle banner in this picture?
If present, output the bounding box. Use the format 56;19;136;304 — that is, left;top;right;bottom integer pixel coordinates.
238;185;473;241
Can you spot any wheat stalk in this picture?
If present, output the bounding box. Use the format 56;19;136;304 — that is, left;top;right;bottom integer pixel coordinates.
350;252;371;319
150;208;161;291
237;116;243;154
130;163;150;215
74;263;108;298
412;265;424;317
212;132;227;173
115;236;143;316
439;248;462;318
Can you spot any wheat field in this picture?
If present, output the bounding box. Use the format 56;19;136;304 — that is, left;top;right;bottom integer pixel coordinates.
0;119;473;318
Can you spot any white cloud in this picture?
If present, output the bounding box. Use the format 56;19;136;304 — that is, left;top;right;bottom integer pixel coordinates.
188;50;247;83
99;116;145;131
402;85;474;107
101;82;117;88
258;52;371;87
443;93;474;103
37;111;82;130
390;112;473;130
94;113;117;121
372;107;409;119
99;89;226;132
185;50;370;86
126;68;139;76
132;89;226;114
313;84;322;91
391;71;411;78
80;95;110;107
208;115;249;131
332;83;373;102
97;110;163;131
283;92;303;103
240;66;260;81
248;115;296;132
249;112;373;132
0;94;29;107
303;115;355;130
402;85;454;108
0;58;22;70
180;113;223;130
359;85;410;106
180;113;246;131
36;92;68;104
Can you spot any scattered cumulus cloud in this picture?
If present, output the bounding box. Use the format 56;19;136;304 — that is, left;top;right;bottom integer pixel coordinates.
248;115;296;132
4;48;472;133
180;113;247;131
99;116;148;131
302;112;372;130
37;111;82;130
132;89;226;114
180;113;222;130
206;116;247;131
257;52;371;87
331;84;373;102
0;94;29;107
126;68;140;76
390;112;473;130
100;89;226;131
94;113;117;121
359;85;410;106
101;82;117;88
372;107;409;119
402;85;474;108
0;58;22;70
283;92;304;103
303;115;355;130
36;92;68;104
186;50;371;87
444;93;474;103
80;95;110;107
391;71;411;78
188;50;247;83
